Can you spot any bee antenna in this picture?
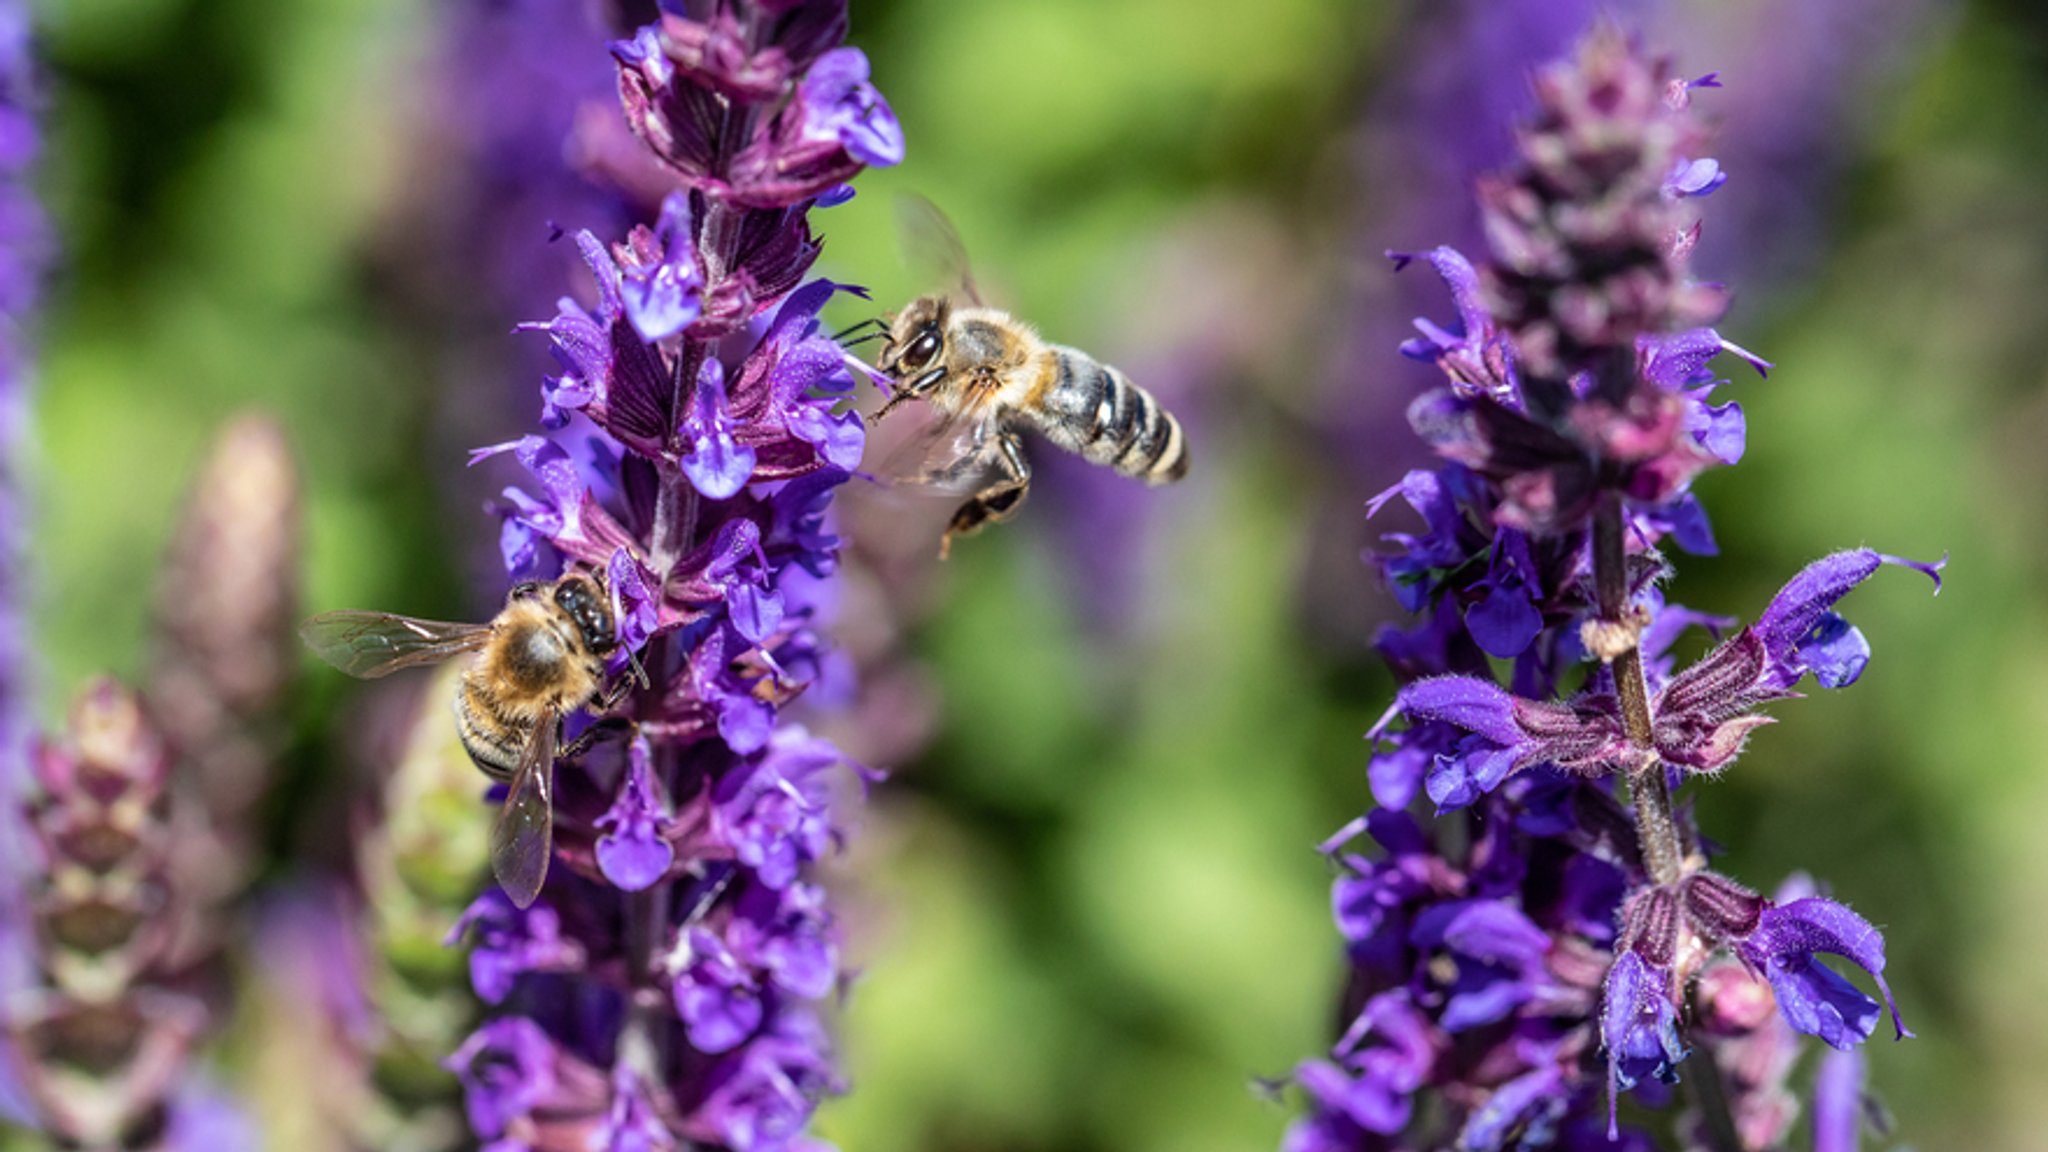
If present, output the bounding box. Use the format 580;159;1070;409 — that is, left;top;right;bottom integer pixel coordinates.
840;329;888;350
831;316;886;343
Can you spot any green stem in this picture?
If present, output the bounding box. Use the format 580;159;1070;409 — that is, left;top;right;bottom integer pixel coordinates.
1591;497;1681;887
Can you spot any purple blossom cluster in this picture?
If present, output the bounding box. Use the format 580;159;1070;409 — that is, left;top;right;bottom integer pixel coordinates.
444;4;900;1150
1288;27;1932;1151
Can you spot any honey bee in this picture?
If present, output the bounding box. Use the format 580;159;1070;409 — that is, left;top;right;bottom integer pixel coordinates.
857;197;1188;556
301;571;626;908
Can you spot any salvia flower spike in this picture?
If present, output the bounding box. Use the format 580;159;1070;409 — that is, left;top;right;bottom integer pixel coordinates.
1285;24;1934;1152
445;3;899;1149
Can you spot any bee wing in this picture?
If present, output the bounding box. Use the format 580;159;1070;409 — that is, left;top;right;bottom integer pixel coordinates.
300;611;492;679
490;716;557;909
871;403;1006;496
896;193;984;307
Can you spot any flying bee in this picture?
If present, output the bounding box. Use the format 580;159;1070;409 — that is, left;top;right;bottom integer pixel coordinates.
301;570;628;908
852;196;1188;556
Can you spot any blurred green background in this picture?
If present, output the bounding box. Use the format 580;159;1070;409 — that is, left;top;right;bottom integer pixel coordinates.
20;0;2048;1149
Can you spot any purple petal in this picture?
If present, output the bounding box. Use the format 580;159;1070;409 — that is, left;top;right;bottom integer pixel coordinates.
1441;900;1551;969
607;547;662;655
1295;1061;1408;1137
1798;613;1872;689
1663;156;1727;199
1642;492;1718;557
1389;676;1523;747
1458;1065;1563;1152
1424;741;1520;813
1691;398;1745;464
1600;952;1687;1137
595;738;676;892
681;360;756;499
798;48;904;167
677;979;763;1055
1467;576;1541;658
1754;550;1943;688
619;193;704;342
1391;246;1489;349
785;402;865;470
1738;897;1909;1047
1366;738;1428;811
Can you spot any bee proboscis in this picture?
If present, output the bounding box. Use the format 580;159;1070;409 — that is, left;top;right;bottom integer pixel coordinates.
300;571;623;908
858;196;1189;556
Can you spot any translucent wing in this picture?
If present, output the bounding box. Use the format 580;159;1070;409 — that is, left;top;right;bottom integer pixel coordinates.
896;193;984;306
491;717;557;909
301;611;491;679
870;403;1006;496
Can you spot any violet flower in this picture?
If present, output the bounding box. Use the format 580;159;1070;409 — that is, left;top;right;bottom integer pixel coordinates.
1286;26;1932;1151
447;5;899;1149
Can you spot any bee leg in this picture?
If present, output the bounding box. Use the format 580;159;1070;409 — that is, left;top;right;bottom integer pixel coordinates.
561;715;635;760
596;672;637;712
940;433;1031;559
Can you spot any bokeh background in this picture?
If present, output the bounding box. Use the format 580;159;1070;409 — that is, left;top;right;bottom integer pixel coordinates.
15;0;2048;1148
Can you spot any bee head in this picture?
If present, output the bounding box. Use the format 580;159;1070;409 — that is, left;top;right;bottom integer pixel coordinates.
880;295;952;386
551;573;618;657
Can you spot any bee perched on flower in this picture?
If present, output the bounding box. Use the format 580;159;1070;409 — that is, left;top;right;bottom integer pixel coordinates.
1284;25;1936;1152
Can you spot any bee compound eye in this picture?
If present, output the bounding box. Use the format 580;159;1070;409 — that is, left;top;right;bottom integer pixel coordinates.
904;330;941;370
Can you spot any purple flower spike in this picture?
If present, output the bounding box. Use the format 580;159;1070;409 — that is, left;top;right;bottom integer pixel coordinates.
596;738;677;891
681;359;755;499
439;10;891;1148
1601;951;1687;1136
1290;25;1929;1151
1735;897;1909;1049
796;48;904;168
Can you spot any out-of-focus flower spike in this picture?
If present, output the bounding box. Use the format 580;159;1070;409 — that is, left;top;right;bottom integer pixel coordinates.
1812;1045;1867;1152
349;663;490;1152
146;412;303;974
5;680;246;1149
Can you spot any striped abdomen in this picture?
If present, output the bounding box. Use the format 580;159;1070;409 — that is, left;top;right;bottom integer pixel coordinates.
456;672;534;782
1032;345;1188;484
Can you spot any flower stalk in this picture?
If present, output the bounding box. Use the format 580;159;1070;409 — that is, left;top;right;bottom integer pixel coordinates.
1592;497;1682;889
